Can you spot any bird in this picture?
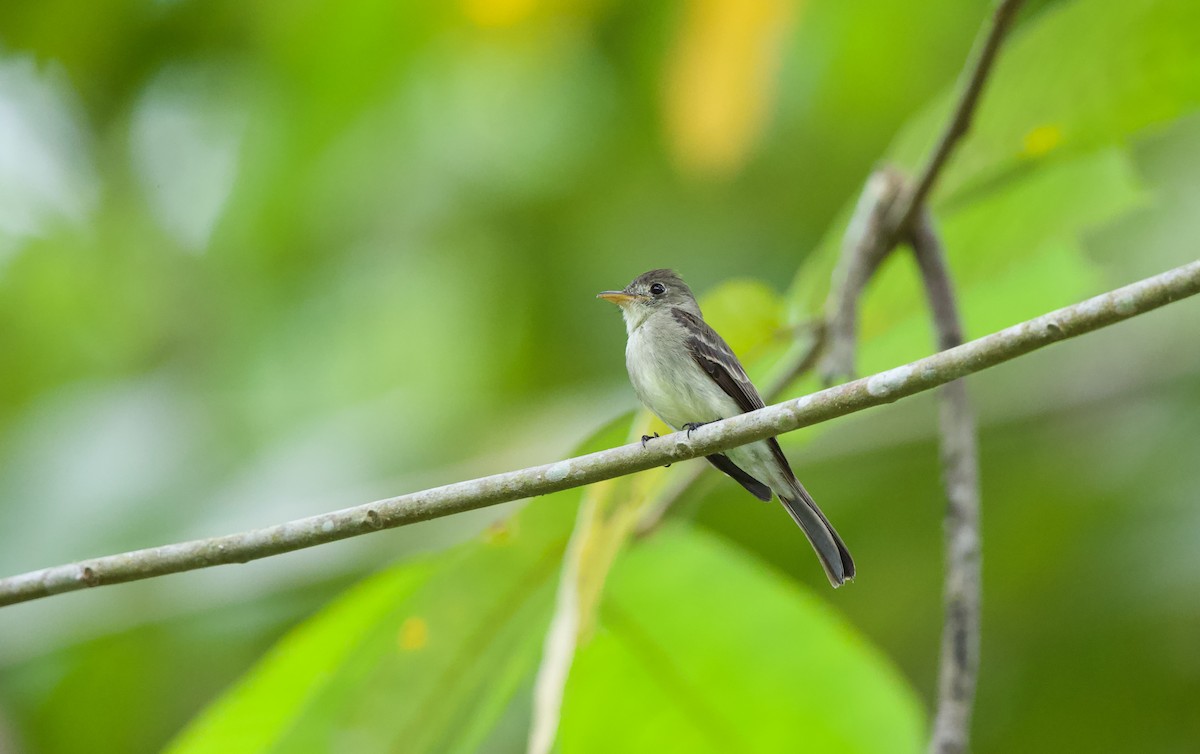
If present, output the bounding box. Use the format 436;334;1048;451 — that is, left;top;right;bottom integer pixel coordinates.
598;269;855;587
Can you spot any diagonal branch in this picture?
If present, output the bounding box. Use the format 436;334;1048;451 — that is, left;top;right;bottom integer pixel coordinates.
887;0;1025;238
821;167;906;382
1;259;1198;609
824;0;1024;380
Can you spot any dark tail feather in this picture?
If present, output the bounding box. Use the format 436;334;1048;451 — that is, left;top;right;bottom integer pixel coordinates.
778;481;855;588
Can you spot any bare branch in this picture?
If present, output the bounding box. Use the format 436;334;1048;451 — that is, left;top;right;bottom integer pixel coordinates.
821;168;905;382
1;259;1198;609
888;0;1025;237
821;2;1026;729
911;212;967;352
910;208;981;754
631;459;707;539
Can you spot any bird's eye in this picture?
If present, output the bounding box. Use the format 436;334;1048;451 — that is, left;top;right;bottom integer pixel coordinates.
649;283;666;295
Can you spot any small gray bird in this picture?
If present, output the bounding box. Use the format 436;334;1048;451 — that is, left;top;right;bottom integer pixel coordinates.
599;269;855;587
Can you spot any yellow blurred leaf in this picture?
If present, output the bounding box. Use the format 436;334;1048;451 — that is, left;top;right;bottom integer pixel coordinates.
462;0;538;27
530;411;671;754
397;617;429;651
665;0;799;177
1022;123;1064;157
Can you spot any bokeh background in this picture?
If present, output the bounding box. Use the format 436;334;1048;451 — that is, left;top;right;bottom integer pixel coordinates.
1;0;1198;751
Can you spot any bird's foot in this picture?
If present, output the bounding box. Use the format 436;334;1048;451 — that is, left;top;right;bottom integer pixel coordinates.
641;432;670;467
682;421;711;438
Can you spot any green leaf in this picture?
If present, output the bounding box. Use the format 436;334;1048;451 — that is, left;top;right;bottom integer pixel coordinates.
779;146;1144;450
559;527;924;753
165;416;632;754
791;0;1199;320
847;148;1141;378
699;279;785;357
699;278;796;389
891;0;1200;202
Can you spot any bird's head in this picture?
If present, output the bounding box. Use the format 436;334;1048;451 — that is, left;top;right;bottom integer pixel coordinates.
597;269;699;331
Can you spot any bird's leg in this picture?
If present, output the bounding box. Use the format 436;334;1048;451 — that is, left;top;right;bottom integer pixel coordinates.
682;421;712;438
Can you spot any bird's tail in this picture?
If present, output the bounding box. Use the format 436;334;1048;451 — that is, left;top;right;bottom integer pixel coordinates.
778;480;855;588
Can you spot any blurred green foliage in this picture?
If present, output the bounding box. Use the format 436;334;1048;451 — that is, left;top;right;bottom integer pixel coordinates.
1;0;1199;752
167;470;569;754
558;527;924;753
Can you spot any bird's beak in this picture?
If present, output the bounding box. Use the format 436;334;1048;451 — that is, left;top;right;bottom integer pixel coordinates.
597;291;640;305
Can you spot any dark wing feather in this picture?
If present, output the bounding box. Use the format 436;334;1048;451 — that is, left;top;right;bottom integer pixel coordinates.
764;437;794;477
669;310;852;585
670;308;764;413
705;454;773;501
671;307;798;496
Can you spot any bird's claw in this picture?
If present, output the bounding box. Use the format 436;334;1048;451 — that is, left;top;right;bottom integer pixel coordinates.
682;422;709;438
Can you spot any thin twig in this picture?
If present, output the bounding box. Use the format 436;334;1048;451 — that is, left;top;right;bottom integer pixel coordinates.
910;208;981;754
887;0;1025;238
529;413;666;754
631;463;707;539
825;0;1024;378
1;259;1198;608
821;168;905;382
763;319;828;399
823;1;1023;738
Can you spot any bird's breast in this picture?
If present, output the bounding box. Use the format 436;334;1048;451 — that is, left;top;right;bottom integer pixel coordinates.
625;320;736;429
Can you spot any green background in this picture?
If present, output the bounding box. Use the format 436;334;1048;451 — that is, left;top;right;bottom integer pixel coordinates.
1;0;1198;751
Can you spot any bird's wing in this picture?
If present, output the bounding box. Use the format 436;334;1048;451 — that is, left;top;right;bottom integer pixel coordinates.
670;308;765;413
705;454;773;501
672;307;797;476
